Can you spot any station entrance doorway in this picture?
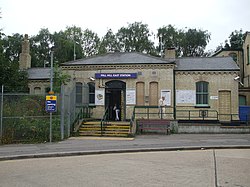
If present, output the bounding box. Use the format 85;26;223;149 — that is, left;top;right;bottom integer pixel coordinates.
105;80;126;121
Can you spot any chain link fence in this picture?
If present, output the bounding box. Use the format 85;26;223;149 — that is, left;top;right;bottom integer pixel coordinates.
0;84;79;144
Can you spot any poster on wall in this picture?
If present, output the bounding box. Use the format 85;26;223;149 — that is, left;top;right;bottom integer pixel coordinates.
176;90;196;104
126;89;136;105
161;90;171;106
95;89;105;105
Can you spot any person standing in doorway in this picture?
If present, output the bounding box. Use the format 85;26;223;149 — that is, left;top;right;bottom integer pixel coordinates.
159;96;166;119
113;104;120;121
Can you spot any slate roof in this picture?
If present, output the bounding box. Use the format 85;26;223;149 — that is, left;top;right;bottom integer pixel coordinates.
27;68;50;80
62;52;174;65
175;56;240;71
27;54;239;80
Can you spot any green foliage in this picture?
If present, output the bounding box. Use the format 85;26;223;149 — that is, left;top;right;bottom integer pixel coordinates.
225;29;244;50
99;29;120;54
157;25;211;57
0;33;28;92
0;22;214;69
183;28;211;56
53;30;76;63
2;33;23;62
2;118;61;144
54;26;84;62
53;64;71;93
82;29;100;57
1;95;61;144
30;28;54;67
116;22;155;53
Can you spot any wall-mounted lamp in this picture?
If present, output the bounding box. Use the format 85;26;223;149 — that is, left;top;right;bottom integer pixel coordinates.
89;77;95;81
234;76;243;86
234;76;240;81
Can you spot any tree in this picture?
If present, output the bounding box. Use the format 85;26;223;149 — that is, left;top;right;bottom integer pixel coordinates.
116;22;155;53
99;29;120;54
183;28;210;56
1;33;23;62
30;28;54;67
0;32;28;92
0;53;29;92
157;25;211;57
82;29;100;57
61;26;84;61
53;64;70;93
157;25;182;56
227;29;244;49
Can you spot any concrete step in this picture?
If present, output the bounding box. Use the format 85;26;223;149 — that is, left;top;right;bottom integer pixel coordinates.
79;120;131;137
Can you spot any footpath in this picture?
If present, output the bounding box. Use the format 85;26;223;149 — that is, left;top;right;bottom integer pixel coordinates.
0;134;250;160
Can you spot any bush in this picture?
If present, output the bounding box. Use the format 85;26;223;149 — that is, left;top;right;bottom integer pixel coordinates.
2;117;61;144
1;94;61;144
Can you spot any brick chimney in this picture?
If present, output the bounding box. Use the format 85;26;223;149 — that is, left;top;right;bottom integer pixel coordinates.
164;48;176;59
19;34;31;70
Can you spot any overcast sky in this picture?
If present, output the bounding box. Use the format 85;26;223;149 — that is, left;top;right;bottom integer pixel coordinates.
1;0;250;51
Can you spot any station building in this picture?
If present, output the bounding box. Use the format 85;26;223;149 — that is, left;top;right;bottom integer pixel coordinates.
213;32;250;106
19;34;240;123
61;49;240;122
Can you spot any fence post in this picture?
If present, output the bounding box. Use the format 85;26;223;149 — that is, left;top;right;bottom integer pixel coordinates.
68;93;72;137
60;84;65;140
0;85;3;143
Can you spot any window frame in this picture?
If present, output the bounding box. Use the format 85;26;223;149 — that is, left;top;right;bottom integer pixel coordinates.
88;82;95;105
196;81;209;107
76;82;83;104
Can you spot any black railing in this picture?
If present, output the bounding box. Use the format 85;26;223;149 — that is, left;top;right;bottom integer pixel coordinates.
176;109;218;121
73;106;93;132
100;107;109;136
129;107;136;134
132;106;241;124
133;106;174;119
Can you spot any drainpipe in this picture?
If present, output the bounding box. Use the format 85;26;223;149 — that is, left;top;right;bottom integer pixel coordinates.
242;49;245;85
173;69;176;119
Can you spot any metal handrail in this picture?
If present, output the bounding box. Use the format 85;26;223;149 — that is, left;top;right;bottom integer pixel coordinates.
176;109;219;121
100;107;109;136
134;105;174;119
73;106;93;132
132;105;242;124
129;107;136;135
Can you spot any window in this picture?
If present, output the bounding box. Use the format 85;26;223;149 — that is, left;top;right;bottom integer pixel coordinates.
196;81;209;106
76;82;82;104
88;82;95;104
34;87;41;94
149;82;158;106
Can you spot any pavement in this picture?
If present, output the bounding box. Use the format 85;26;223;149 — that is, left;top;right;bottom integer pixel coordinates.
1;134;250;161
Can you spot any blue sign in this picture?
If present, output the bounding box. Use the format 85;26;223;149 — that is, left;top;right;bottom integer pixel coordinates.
46;95;57;112
95;73;137;79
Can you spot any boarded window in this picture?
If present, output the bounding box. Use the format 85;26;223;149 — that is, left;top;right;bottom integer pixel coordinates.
219;91;231;121
149;82;158;106
136;82;145;105
34;87;41;94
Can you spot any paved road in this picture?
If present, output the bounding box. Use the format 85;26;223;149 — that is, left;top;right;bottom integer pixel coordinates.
0;134;250;160
0;149;250;187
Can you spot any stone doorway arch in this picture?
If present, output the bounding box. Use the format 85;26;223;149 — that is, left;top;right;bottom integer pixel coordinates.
105;80;126;121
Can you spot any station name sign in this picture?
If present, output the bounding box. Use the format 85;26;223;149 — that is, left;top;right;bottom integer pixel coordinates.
95;73;137;79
